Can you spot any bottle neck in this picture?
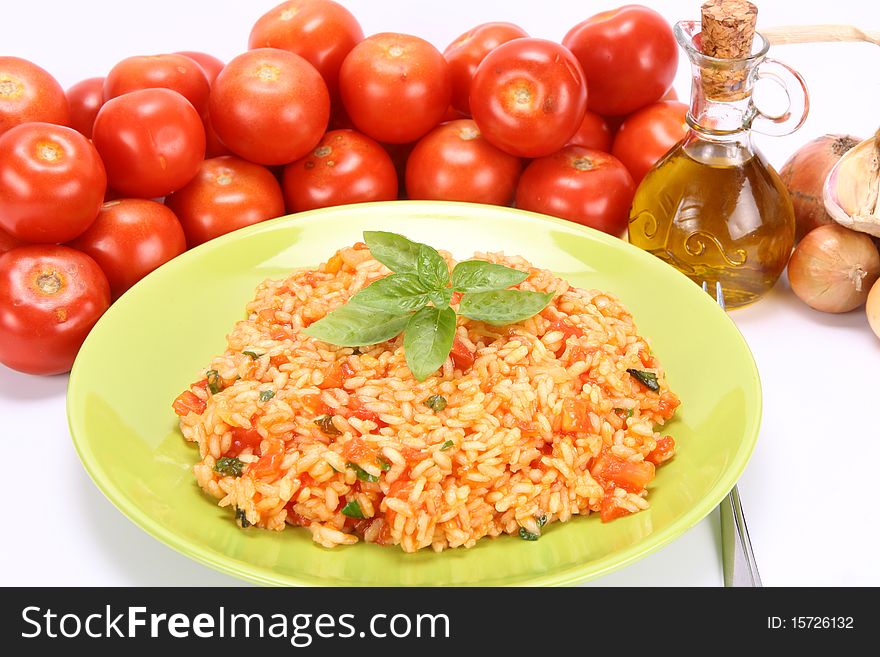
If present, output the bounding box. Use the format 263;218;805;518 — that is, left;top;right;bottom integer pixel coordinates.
686;85;755;145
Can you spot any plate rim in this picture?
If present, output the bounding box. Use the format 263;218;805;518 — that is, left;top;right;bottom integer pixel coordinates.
67;200;763;587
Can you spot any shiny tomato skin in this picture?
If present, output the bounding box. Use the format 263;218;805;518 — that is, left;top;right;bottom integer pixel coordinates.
0;245;110;375
104;54;211;116
92;88;205;199
0;123;106;243
563;6;677;116
405;119;521;205
248;0;364;100
564;109;613;152
0;56;70;137
339;33;451;144
209;48;329;166
469;38;587;158
612;100;688;184
443;22;528;116
282;129;397;212
515;146;635;236
174;51;225;84
68;199;186;298
65;77;104;139
202;110;232;158
165;156;285;247
0;227;24;255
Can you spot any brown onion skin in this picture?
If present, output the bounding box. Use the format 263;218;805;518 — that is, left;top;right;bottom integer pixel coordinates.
788;224;880;313
780;134;861;241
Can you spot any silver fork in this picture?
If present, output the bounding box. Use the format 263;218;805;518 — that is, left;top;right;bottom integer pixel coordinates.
703;281;763;587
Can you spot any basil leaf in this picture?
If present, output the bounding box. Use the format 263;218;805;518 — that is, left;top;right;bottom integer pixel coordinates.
439;440;454;451
341;499;365;519
242;351;261;360
349;273;431;313
417;243;449;289
451;260;529;293
424;395;447;412
428;286;453;309
627;369;660;391
519;527;540;541
363;231;422;274
403;306;456;381
458;290;554;326
377;457;391;472
235;507;252;528
347;462;378;483
259;390;275;402
206;369;222;395
214;457;244;477
303;304;411;347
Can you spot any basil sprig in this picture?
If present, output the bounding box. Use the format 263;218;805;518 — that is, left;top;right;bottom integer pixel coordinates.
303;232;554;381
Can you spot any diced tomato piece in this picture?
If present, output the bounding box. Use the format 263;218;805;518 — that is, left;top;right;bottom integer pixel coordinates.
348;396;387;427
299;472;315;487
192;379;208;392
319;360;355;389
450;291;463;305
172;390;206;416
591;453;655;493
550;319;584;341
353;241;368;250
450;337;475;371
249;438;285;479
341;437;379;464
325;253;344;274
657;392;680;420
639;349;658;368
560;398;591;433
302;272;317;286
301;393;332;416
227;426;263;457
600;495;634;522
646;436;675;465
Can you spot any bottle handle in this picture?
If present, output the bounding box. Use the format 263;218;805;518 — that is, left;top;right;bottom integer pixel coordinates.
748;57;810;137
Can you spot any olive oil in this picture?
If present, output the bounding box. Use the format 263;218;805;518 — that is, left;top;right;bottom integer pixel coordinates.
629;138;795;308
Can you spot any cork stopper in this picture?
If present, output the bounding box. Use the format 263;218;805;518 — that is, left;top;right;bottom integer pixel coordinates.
700;0;758;100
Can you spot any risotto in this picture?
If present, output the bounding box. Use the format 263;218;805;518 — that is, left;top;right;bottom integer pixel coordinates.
172;241;680;552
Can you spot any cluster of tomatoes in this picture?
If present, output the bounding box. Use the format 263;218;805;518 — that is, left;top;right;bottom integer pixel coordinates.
0;0;690;376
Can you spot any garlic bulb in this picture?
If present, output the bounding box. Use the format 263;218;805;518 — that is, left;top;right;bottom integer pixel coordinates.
823;129;880;237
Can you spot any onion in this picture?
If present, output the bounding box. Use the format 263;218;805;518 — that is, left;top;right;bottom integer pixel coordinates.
868;279;880;339
788;224;880;313
780;134;861;241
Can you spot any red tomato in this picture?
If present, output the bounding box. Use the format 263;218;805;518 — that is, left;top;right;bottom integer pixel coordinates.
282;129;397;212
0;245;110;375
174;51;225;84
560;398;592;433
600;495;633;522
515;146;635;236
209;49;329;166
93;88;205;199
248;0;363;100
0;56;69;137
339;33;451;144
405;119;521;205
565;110;613;152
449;337;475;371
165;156;285;247
443;22;528;116
0;123;106;243
563;6;677;116
249;438;285;479
103;54;211;117
202;110;231;158
68;199;186;298
228;426;264;457
469;38;587;158
65;77;104;139
612;100;688;184
0;227;24;255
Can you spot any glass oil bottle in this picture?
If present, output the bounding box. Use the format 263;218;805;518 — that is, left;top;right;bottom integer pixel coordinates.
628;19;809;308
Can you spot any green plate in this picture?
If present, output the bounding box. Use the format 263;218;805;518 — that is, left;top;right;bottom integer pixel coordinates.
67;201;761;586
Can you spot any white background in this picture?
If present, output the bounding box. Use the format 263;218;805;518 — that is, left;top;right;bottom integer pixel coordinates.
2;0;878;586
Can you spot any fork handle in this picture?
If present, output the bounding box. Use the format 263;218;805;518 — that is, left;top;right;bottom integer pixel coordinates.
721;485;763;587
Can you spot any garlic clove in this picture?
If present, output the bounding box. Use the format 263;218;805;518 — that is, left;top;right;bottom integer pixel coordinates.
823;130;880;237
